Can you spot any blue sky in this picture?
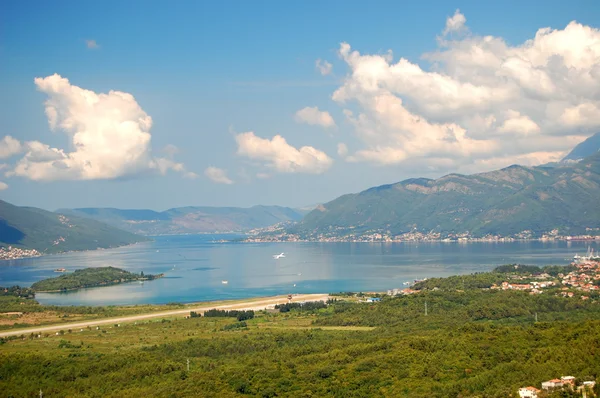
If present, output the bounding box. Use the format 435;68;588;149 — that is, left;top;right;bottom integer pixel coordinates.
1;0;600;211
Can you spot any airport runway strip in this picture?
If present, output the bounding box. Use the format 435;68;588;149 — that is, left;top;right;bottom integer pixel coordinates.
0;293;330;338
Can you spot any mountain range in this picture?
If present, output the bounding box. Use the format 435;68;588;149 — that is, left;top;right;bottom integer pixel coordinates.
562;132;600;162
0;200;147;254
293;151;600;239
57;205;306;235
2;133;600;252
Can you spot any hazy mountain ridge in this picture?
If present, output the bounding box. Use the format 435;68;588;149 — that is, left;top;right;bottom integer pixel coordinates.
59;205;305;235
293;152;600;238
0;200;148;254
562;132;600;162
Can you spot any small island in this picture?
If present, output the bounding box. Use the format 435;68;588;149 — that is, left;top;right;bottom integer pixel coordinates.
31;266;163;292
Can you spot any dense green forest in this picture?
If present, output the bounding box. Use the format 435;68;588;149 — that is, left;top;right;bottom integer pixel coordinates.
30;267;162;292
2;268;600;397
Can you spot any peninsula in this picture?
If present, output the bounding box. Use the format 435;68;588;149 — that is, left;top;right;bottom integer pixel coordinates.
30;267;163;292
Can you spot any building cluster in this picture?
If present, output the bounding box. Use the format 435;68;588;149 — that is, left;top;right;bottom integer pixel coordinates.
492;280;556;295
244;225;600;243
560;263;600;293
0;246;41;261
519;375;596;398
57;215;74;227
491;259;600;297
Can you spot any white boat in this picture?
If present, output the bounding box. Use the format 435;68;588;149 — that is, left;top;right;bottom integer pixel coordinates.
574;247;600;263
221;280;228;284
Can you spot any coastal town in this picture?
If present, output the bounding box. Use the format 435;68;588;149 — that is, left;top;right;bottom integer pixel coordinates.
242;221;600;243
519;375;596;397
384;252;600;300
0;246;41;261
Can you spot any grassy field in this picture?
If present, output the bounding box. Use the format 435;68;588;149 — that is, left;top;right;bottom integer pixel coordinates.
0;294;310;331
2;288;600;397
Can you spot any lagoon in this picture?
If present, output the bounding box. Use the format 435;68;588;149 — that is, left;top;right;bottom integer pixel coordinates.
0;235;597;306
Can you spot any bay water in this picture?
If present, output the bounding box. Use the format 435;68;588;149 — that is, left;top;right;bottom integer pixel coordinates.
0;234;597;306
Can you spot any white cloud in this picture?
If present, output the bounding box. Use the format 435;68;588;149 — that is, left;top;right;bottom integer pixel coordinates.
256;172;270;179
337;143;348;157
9;74;193;181
235;132;333;174
0;136;23;159
162;144;180;157
184;171;199;179
204;167;233;184
316;59;333;76
86;40;99;49
497;110;540;135
0;181;7;191
443;9;467;36
328;17;600;171
294;106;336;128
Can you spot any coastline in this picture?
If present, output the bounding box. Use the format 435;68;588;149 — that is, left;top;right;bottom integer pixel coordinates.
237;236;600;244
0;239;151;262
33;273;165;293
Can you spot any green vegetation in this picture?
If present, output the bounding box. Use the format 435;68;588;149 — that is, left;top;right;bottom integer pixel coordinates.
294;152;600;238
412;264;575;291
275;301;328;312
202;309;255;321
0;199;148;254
2;268;600;397
30;267;162;292
1;286;35;299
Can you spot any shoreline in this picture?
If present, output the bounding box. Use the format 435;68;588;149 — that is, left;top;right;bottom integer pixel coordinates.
4;235;599;262
0;293;330;338
33;274;164;293
0;240;151;262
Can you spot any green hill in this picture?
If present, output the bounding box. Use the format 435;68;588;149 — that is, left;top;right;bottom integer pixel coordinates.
0;200;148;254
294;153;600;239
58;205;304;235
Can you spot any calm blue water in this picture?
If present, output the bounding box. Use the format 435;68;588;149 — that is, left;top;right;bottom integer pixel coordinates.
0;235;597;306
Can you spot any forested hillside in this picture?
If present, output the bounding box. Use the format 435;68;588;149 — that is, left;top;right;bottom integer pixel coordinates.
295;152;600;239
2;267;600;397
0;200;147;254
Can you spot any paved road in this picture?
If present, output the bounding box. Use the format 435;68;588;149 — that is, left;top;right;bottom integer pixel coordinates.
0;293;330;338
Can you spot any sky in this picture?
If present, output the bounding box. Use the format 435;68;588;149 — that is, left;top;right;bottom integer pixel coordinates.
1;0;600;211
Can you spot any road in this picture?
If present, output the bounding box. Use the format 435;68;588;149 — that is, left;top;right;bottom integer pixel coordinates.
0;293;330;338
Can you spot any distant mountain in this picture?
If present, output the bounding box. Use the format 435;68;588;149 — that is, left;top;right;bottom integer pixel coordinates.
562;132;600;162
0;200;148;254
58;205;305;235
293;153;600;239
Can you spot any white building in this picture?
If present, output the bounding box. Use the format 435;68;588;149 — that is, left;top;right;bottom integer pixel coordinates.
519;386;540;398
542;379;564;390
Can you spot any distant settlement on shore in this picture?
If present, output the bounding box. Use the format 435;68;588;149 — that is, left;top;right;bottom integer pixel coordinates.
0;247;41;261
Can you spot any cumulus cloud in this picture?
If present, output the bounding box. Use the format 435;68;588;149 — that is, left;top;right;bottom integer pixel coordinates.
329;17;600;171
294;107;336;128
0;136;23;159
0;181;7;190
86;40;99;49
337;143;348;157
204;167;233;184
235;132;333;174
316;59;333;76
443;9;467;36
9;74;193;181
